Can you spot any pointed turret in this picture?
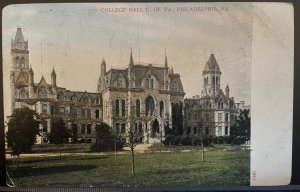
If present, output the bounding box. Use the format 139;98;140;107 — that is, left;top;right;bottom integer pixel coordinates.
129;48;134;66
101;58;106;75
164;51;168;68
51;67;56;88
12;27;28;50
203;54;221;75
15;27;25;43
29;66;34;85
225;84;229;97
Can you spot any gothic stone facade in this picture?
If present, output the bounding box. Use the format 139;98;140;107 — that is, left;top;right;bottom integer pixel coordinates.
184;54;237;137
98;51;185;143
10;28;102;143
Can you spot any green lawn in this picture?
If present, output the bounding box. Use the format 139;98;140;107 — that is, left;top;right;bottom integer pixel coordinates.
6;150;250;187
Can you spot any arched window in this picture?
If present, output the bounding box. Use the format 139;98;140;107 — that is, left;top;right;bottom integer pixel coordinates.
145;75;154;89
160;100;164;118
171;81;179;92
16;57;20;67
145;95;155;116
71;107;77;118
38;88;48;98
216;76;219;85
136;99;140;117
115;99;120;117
218;101;223;109
58;93;65;101
42;104;48;113
71;95;77;102
121;123;126;133
19;89;26;99
20;57;25;68
138;123;142;133
116;76;124;88
59;107;65;115
121;99;126;117
165;81;169;90
115;123;120;134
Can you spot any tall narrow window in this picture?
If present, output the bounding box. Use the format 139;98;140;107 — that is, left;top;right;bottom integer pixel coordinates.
145;95;155;116
205;127;209;135
19;89;26;99
42;121;48;132
225;126;228;135
160;100;164;118
42;104;48;113
116;123;120;134
87;109;91;118
81;109;85;117
95;109;100;119
87;124;91;134
225;113;229;122
51;105;55;115
71;107;77;118
205;114;209;122
20;57;25;67
193;127;197;135
121;99;125;117
121;123;126;133
59;107;65;115
150;79;154;89
136;99;140;117
81;124;86;134
115;99;119;117
218;126;222;136
218;113;222;122
139;123;142;133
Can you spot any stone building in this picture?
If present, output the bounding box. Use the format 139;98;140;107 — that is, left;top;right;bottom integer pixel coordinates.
98;50;185;143
10;28;102;143
184;54;237;137
9;28;185;144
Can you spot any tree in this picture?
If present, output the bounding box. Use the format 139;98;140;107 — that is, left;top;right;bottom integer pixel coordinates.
124;105;142;176
230;109;251;144
90;123;123;152
49;118;70;159
6;107;40;166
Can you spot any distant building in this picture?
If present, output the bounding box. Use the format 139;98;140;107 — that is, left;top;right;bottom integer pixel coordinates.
184;54;238;137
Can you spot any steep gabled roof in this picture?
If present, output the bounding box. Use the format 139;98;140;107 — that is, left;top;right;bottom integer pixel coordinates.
203;54;221;74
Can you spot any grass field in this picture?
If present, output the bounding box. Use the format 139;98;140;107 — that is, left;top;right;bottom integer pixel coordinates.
6;147;250;187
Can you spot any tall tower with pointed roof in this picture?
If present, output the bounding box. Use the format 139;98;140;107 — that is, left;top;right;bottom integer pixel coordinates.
10;27;30;112
128;49;135;88
202;54;222;97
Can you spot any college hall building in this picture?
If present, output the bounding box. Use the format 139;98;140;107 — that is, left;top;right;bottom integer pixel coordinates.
9;27;238;144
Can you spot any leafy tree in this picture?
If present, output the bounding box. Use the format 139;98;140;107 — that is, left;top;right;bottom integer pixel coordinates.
230;109;251;144
49;118;70;158
172;102;183;135
91;123;123;152
6;107;40;166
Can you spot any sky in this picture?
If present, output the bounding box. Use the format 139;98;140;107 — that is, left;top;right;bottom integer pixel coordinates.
2;2;253;118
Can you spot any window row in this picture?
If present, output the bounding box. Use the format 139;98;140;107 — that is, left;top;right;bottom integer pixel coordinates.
40;104;101;119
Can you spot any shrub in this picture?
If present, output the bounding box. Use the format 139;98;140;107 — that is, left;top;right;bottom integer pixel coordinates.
231;137;245;145
180;136;192;146
173;136;182;145
163;135;175;145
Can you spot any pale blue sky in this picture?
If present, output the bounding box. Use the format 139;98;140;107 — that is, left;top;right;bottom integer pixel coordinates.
2;3;252;117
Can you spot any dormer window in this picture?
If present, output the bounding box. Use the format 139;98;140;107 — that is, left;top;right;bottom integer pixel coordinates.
58;93;65;101
38;87;48;98
116;76;125;88
146;75;154;89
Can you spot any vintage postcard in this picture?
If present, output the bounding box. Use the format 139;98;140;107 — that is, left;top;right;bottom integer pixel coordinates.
1;2;293;188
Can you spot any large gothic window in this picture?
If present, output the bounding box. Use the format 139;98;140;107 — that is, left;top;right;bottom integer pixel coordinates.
160;100;164;118
16;57;20;67
145;95;155;116
19;89;26;99
136;99;140;117
38;88;48;98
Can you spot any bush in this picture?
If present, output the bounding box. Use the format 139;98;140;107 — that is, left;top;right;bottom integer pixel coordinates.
180;136;192;145
231;137;245;145
173;136;182;145
90;140;124;152
163;135;175;145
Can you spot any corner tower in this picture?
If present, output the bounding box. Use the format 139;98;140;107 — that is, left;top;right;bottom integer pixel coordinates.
10;27;30;112
202;54;222;97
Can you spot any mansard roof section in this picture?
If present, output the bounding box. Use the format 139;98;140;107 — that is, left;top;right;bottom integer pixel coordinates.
203;54;221;75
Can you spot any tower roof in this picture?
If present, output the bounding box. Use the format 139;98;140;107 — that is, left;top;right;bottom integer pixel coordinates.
203;54;221;74
14;27;25;43
129;48;134;66
29;66;34;74
101;58;106;66
164;52;168;68
51;67;56;76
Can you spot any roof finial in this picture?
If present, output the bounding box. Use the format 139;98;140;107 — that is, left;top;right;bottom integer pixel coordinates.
164;48;168;68
129;48;134;66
